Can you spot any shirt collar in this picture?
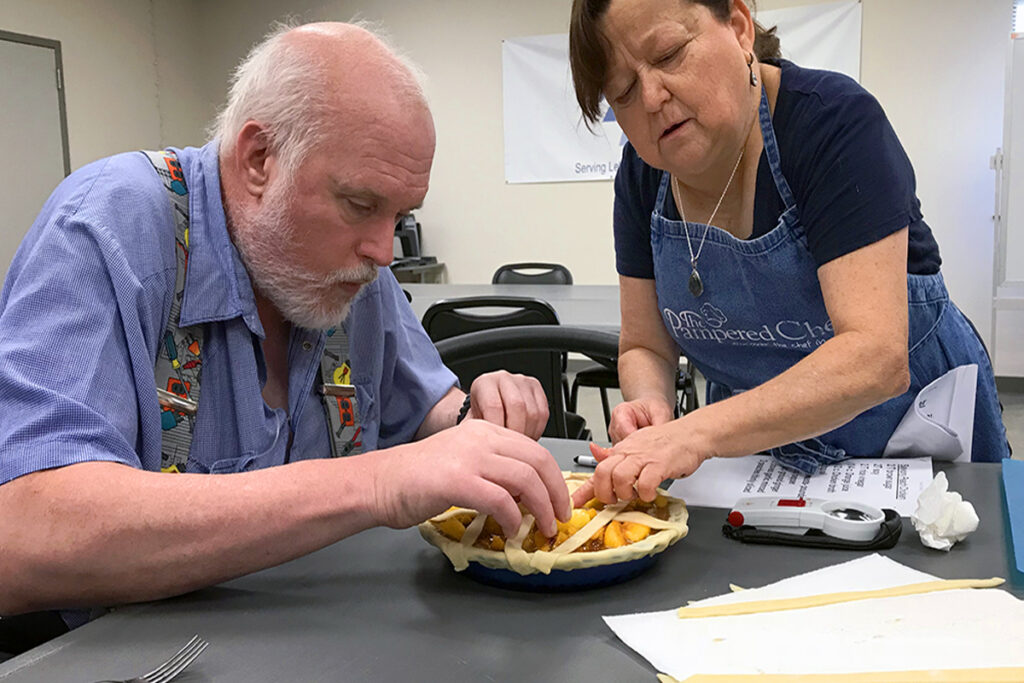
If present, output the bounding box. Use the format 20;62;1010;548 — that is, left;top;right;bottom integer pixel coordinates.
172;141;265;339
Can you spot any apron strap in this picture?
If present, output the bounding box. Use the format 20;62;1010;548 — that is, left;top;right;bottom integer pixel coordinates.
757;85;798;211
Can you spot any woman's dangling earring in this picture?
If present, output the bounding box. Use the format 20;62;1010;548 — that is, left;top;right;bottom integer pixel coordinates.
747;52;758;87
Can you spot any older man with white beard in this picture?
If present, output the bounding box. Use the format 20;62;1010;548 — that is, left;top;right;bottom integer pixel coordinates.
0;22;570;651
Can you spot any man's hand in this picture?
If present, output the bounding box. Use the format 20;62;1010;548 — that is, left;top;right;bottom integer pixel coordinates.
608;397;675;443
466;370;549;439
369;419;571;537
571;419;710;508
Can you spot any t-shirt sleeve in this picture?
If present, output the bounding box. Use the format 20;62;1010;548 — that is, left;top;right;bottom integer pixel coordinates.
375;269;458;448
613;143;658;279
0;218;153;485
0;156;176;486
787;85;923;266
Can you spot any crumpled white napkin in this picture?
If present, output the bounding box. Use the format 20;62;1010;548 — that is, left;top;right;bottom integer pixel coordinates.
911;471;979;550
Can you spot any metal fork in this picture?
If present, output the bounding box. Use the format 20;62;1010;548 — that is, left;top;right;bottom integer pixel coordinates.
94;635;209;683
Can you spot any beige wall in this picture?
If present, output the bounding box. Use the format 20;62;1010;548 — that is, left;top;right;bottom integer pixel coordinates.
151;0;209;148
866;0;1006;361
0;0;207;171
761;0;1007;348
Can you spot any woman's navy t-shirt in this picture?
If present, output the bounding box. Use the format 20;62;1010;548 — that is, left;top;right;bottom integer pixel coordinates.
614;60;941;278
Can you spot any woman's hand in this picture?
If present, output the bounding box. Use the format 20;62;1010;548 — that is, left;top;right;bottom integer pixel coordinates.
608;397;675;443
572;417;712;507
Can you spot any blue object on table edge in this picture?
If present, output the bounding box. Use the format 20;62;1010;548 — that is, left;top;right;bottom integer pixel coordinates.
1003;459;1024;575
462;554;659;591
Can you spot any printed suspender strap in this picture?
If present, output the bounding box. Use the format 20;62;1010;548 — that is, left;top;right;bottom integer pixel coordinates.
142;150;204;473
320;326;363;457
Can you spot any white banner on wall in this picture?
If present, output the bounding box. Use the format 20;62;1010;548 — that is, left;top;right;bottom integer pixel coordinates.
502;1;862;184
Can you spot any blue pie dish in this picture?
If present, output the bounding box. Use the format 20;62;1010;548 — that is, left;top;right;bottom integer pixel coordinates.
460;554;659;592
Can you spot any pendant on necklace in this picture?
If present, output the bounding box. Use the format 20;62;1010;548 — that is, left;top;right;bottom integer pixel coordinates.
688;268;704;297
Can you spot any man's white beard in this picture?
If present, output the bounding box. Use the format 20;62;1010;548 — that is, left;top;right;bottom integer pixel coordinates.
231;181;378;331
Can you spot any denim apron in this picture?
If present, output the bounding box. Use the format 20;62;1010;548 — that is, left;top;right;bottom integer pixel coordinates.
650;89;1009;474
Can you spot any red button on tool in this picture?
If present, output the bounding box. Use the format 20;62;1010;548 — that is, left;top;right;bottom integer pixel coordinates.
727;511;745;527
777;499;807;507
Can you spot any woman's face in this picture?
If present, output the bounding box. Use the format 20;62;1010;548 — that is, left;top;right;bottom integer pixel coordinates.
600;0;756;177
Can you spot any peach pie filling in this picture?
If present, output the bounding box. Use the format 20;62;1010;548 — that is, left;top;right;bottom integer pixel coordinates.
433;494;672;553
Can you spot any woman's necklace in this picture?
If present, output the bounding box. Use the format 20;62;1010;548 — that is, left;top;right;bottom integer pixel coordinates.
671;148;745;298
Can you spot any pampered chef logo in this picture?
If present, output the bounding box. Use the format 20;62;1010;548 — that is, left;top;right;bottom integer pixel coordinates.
662;302;834;349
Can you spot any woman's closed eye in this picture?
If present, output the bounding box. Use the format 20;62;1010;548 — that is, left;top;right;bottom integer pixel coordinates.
614;80;637;105
655;47;681;66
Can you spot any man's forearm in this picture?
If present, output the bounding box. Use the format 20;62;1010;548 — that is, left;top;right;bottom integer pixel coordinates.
0;457;383;615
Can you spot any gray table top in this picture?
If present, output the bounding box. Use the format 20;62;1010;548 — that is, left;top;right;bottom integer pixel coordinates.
1;441;1017;682
403;283;620;331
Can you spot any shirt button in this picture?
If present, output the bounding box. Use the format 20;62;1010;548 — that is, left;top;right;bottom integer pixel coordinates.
302;341;313;351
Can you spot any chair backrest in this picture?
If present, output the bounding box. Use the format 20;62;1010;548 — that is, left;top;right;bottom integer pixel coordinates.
433;324;619;441
421;296;570;437
492;262;573;285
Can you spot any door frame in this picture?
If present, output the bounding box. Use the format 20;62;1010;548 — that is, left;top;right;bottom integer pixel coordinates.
0;29;71;177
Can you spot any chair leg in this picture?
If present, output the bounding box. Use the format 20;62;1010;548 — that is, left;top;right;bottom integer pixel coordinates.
679;366;699;414
599;388;612;439
569;379;580;413
685;382;699;413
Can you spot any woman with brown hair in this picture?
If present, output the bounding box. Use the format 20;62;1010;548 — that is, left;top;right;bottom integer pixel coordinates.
567;0;1009;505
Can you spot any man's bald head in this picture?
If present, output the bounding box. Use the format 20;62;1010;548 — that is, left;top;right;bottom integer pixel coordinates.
213;21;431;175
215;21;435;331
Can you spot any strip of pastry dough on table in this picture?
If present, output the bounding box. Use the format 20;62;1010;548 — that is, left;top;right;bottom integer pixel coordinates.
657;667;1024;682
503;514;537;575
676;578;1005;619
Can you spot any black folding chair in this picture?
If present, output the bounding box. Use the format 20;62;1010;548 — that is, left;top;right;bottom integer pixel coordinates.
434;325;619;441
489;262;698;436
491;262;573;285
422;296;590;439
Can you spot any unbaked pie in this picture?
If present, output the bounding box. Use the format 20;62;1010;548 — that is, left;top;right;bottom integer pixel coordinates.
419;472;688;575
